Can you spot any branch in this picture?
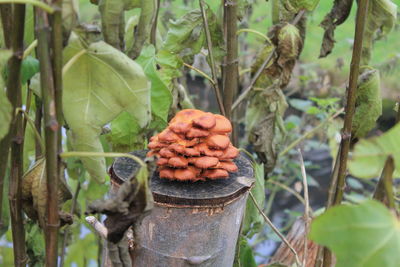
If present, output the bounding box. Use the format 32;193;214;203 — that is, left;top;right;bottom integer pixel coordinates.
7;3;27;266
249;191;301;267
199;0;225;116
0;0;54;13
36;7;59;266
333;0;369;206
222;0;238;119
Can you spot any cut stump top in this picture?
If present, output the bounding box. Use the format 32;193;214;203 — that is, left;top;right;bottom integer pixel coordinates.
110;150;254;207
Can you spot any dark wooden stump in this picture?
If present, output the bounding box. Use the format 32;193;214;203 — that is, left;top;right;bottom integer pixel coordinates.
110;150;254;267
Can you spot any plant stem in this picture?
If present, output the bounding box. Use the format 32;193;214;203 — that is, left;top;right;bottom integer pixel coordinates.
298;149;310;267
200;0;226;116
34;95;43;159
7;3;27;266
279;108;344;157
183;62;215;85
0;0;54;13
150;0;160;47
333;0;369;206
249;191;301;267
0;1;12;240
60;181;81;267
23;39;38;59
231;10;305;111
60;151;146;167
236;28;271;43
373;156;395;209
0;4;12;47
36;7;59;267
223;0;238;119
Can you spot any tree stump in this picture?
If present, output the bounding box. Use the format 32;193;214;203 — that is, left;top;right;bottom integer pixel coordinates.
109;150;254;267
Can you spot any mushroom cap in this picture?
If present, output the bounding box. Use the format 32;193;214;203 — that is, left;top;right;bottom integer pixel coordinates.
148;139;168;150
181;147;200;157
218;161;238;172
146;150;159;158
158;129;181;143
202;169;229;179
194;143;224;157
174;166;200;181
169;121;192;134
176;137;200;147
221;144;239;159
159;148;176;158
193;156;219;169
156;157;169;166
186;127;209;138
168;156;189;168
170;109;204;124
159;167;175;179
192;113;216;129
210;114;232;134
206;134;230;150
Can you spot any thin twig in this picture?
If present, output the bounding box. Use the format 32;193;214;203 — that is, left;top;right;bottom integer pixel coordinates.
0;0;54;13
237;28;271;43
249;191;301;267
199;0;225;116
22;39;38;59
86;216;108;239
150;0;160;47
60;181;81;267
231;10;306;111
60;151;146;167
16;108;45;153
298;149;310;267
183;62;215;85
333;0;369;206
279;108;344;157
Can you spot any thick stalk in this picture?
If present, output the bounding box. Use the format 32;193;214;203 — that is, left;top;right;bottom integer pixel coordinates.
223;0;238;120
0;1;13;237
7;4;27;266
36;8;60;267
150;0;160;47
0;4;12;47
333;0;369;206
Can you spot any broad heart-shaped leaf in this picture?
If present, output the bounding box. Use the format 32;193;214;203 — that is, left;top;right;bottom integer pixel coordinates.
21;56;39;85
136;45;172;124
63;37;151;183
309;200;400;267
0;49;12;141
242;162;265;237
348;123;400;179
105;111;145;152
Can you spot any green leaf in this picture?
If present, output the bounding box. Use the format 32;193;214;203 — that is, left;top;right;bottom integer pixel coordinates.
288;98;312;112
62;0;79;42
65;231;98;267
0;49;12;141
234;236;257;267
287;0;320;11
352;69;382;138
136;45;173;123
21;56;39;85
348;123;400;179
242;163;265;237
106;111;145;152
26;222;45;266
362;0;397;64
63;37;151;183
309;200;400;267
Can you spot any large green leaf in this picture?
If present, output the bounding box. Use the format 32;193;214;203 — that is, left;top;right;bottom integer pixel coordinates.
352;68;382;138
106;111;145;152
136;45;172;123
348;123;400;179
162;8;224;62
234;236;257;267
63;37;151;183
309;200;400;267
362;0;397;64
242;162;265;237
0;50;12;141
287;0;320;11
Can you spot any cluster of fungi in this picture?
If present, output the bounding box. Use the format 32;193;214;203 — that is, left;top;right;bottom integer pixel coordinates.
147;109;239;182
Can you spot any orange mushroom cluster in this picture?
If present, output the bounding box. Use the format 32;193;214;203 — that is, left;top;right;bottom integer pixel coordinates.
147;109;239;181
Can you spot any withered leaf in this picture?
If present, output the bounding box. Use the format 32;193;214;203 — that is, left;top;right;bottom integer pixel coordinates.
319;0;354;58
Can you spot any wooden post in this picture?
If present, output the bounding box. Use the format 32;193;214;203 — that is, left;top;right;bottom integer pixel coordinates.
109;151;254;266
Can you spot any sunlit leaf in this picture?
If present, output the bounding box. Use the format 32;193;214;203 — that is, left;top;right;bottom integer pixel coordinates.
348;123;400;179
63;37;151;182
287;0;320;11
310;200;400;267
136;45;172;123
